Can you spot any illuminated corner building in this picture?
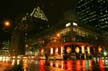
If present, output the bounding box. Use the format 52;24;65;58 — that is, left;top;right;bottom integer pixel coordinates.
76;0;108;32
45;24;102;60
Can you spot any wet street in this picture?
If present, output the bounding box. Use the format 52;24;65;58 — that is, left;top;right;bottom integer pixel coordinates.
26;59;108;71
1;57;108;71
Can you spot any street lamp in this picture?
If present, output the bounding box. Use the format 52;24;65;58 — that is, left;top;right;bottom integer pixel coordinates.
2;20;11;56
4;21;11;28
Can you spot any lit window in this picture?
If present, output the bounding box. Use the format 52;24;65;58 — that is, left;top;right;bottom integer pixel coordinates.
66;47;71;53
75;47;80;53
81;46;85;54
50;48;53;55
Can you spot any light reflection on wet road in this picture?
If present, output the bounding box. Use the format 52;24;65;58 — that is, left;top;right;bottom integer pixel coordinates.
23;59;108;71
1;58;108;71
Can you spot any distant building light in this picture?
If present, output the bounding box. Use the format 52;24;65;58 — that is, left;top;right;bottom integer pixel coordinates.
73;22;78;26
66;22;78;27
66;22;71;27
30;6;48;21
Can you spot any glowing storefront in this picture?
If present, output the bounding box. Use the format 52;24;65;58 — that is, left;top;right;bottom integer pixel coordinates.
45;26;101;59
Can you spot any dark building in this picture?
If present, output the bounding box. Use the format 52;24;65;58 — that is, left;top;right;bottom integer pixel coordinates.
10;5;49;55
76;0;108;32
10;31;25;55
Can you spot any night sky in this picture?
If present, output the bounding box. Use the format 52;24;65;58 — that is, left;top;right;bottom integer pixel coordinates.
0;0;36;41
0;0;76;41
0;0;35;15
0;0;76;22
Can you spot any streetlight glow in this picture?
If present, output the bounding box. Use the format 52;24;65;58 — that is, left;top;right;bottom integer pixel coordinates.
4;21;11;27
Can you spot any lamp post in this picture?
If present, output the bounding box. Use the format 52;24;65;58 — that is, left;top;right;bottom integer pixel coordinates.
0;20;11;56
